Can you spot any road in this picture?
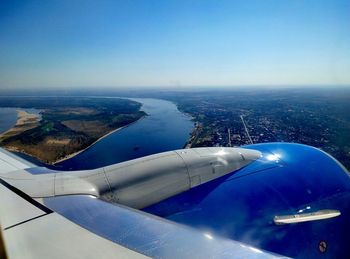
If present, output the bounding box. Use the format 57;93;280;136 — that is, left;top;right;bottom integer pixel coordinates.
240;115;253;144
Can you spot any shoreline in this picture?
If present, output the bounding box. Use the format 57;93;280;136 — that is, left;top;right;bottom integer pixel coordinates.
171;102;198;149
53;114;147;165
184;122;201;149
0;109;41;138
2;98;195;166
2;113;147;166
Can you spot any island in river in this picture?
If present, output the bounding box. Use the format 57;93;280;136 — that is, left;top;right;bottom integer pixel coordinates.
0;97;146;164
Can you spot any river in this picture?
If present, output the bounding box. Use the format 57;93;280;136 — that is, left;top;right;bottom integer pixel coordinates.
55;98;194;170
0;108;18;134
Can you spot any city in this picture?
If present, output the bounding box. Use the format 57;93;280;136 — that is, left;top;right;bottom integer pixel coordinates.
155;88;350;170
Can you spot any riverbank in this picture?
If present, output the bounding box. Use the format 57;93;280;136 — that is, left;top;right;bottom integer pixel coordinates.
53;114;147;164
55;98;194;170
170;102;198;149
184;122;202;148
0;97;147;164
0;109;41;139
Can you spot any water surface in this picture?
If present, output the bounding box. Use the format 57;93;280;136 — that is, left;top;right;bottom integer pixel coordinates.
56;98;194;170
0;108;18;133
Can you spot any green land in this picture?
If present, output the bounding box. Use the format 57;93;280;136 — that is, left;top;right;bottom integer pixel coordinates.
0;97;146;164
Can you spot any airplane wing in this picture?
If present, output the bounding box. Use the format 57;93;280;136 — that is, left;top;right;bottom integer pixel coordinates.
0;147;283;259
2;143;349;258
0;148;35;173
0;180;147;259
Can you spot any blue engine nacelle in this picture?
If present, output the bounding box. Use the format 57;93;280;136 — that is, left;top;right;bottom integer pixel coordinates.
144;143;350;258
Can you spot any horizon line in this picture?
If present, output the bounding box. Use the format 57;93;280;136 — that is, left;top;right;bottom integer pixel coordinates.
1;84;350;91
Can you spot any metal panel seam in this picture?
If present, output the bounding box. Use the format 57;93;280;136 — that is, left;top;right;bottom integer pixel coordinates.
102;167;117;202
173;151;191;189
3;213;48;230
53;173;56;196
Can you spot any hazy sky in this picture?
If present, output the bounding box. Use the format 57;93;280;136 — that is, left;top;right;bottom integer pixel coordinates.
0;0;350;89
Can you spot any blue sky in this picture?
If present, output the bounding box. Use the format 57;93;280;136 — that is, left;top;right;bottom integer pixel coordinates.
0;0;349;88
